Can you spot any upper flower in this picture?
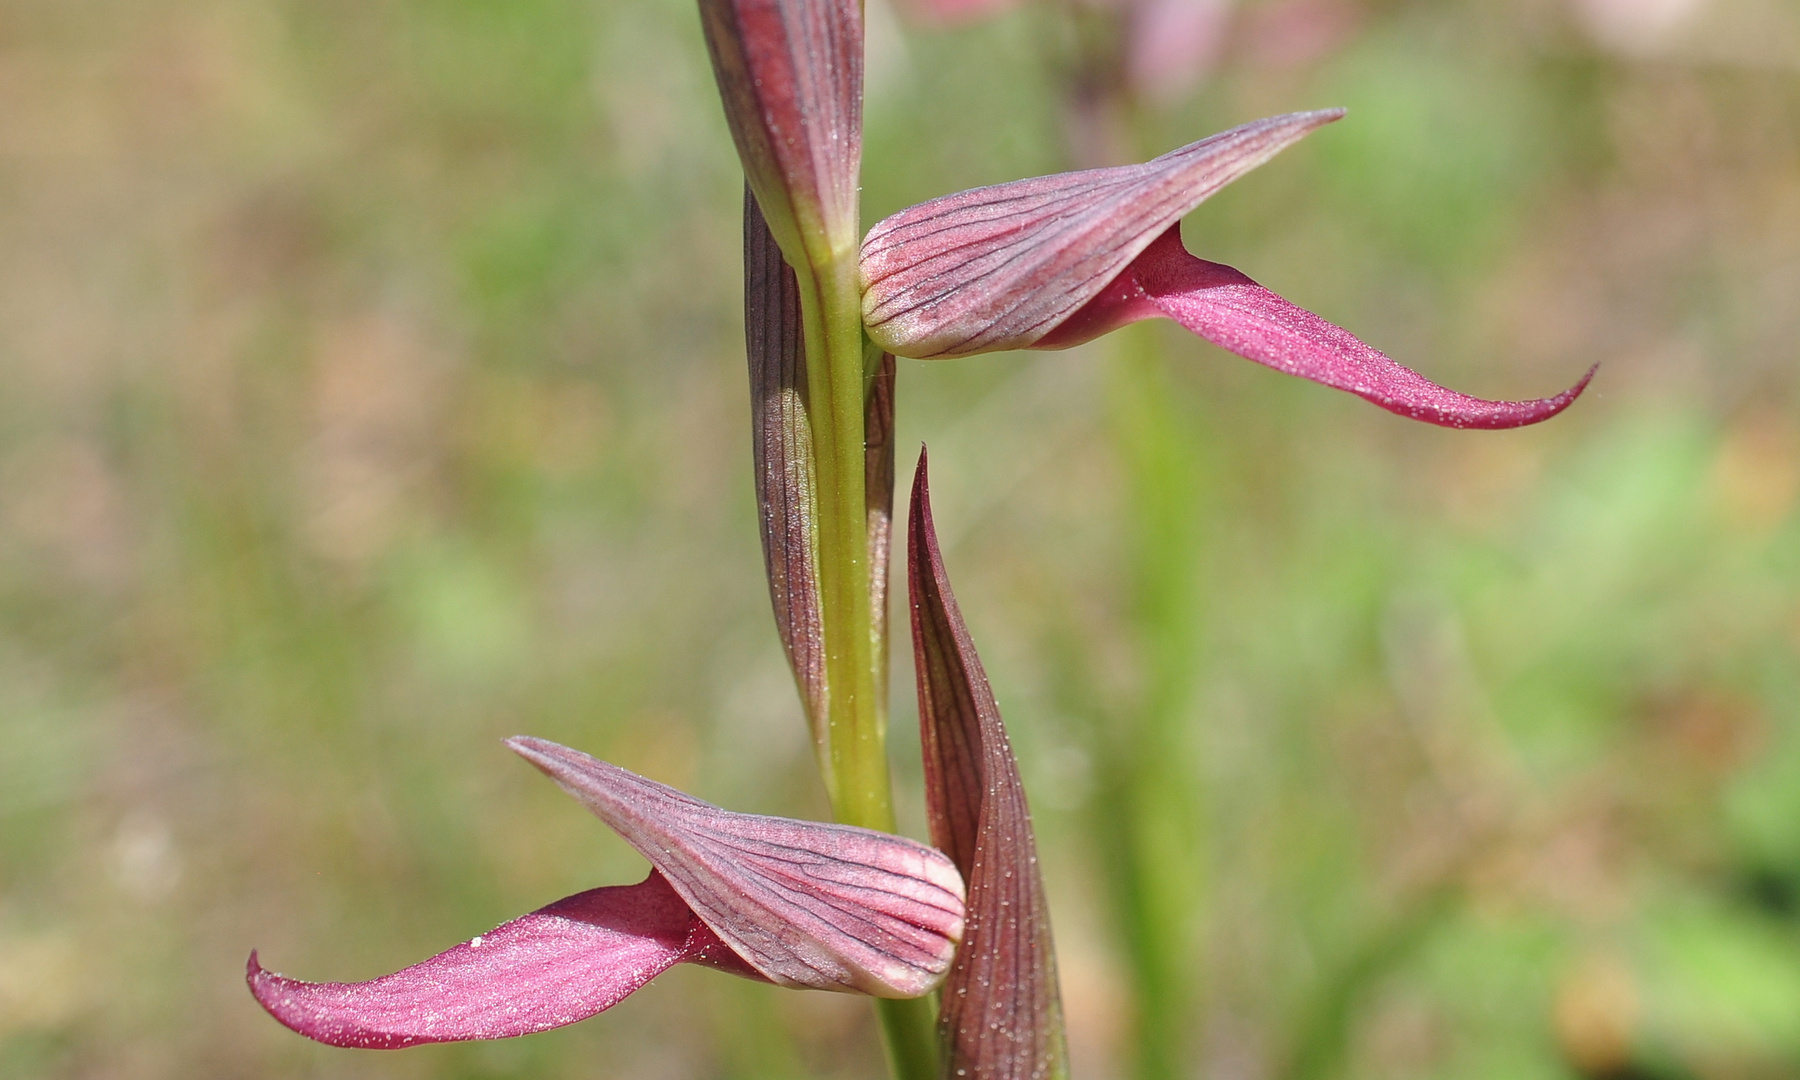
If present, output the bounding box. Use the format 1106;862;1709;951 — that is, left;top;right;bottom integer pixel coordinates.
247;738;965;1048
861;110;1593;429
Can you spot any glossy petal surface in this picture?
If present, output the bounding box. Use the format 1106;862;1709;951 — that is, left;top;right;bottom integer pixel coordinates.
861;110;1340;358
509;737;965;998
908;454;1069;1080
247;874;712;1048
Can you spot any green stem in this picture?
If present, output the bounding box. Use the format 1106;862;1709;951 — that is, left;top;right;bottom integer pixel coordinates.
878;996;941;1080
796;247;935;1077
796;251;892;833
1105;323;1208;1080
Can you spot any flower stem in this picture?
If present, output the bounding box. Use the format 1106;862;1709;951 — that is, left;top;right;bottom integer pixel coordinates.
877;996;941;1080
796;248;938;1080
796;250;892;832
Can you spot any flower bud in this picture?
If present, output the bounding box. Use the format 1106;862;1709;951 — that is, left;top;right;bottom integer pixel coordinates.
700;0;863;267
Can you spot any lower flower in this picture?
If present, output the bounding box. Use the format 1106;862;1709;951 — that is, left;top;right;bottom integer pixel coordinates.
247;738;966;1048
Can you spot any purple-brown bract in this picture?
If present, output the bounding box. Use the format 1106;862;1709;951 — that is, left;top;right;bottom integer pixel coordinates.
910;452;1070;1080
862;110;1593;430
247;738;965;1048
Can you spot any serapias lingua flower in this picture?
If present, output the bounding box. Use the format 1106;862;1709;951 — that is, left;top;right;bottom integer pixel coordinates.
862;110;1594;430
247;737;965;1048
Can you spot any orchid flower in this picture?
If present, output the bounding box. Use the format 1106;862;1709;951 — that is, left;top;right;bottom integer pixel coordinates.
862;109;1593;430
247;737;965;1048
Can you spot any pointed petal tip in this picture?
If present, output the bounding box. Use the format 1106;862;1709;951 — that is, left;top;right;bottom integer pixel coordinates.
504;734;551;761
907;460;1070;1078
505;736;607;787
245;878;699;1049
1260;107;1343;135
1116;236;1598;431
1500;361;1597;428
1401;359;1597;431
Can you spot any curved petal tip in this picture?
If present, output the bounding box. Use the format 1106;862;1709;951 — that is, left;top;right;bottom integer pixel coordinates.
1352;359;1596;430
246;877;698;1048
1117;228;1598;430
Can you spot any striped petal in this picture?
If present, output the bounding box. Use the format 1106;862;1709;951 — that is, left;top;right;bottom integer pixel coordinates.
908;452;1069;1080
509;737;965;998
700;0;862;266
861;110;1341;358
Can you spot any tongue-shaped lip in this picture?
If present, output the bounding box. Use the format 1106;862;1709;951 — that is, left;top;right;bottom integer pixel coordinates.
1035;225;1596;429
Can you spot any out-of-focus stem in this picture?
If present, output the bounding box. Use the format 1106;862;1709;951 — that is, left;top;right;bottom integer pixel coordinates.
1279;884;1459;1080
1102;321;1208;1080
1048;14;1209;1061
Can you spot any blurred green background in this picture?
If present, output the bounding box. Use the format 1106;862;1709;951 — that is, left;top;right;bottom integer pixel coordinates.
1;0;1797;1077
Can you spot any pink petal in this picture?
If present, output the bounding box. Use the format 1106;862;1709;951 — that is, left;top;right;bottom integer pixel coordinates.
1042;227;1594;430
1127;0;1233;103
861;111;1342;359
246;873;718;1048
508;737;966;999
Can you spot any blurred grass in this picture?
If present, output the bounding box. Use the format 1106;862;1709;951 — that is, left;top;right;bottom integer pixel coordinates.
2;0;1798;1077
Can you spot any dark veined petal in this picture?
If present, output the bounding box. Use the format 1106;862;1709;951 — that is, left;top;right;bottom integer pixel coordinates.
746;187;830;756
861;110;1341;359
908;452;1069;1080
1038;226;1596;429
700;0;862;265
246;873;740;1049
508;737;965;998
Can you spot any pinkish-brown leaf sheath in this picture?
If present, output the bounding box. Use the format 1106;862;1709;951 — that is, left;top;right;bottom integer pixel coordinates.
866;347;897;711
908;453;1069;1080
746;188;831;751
